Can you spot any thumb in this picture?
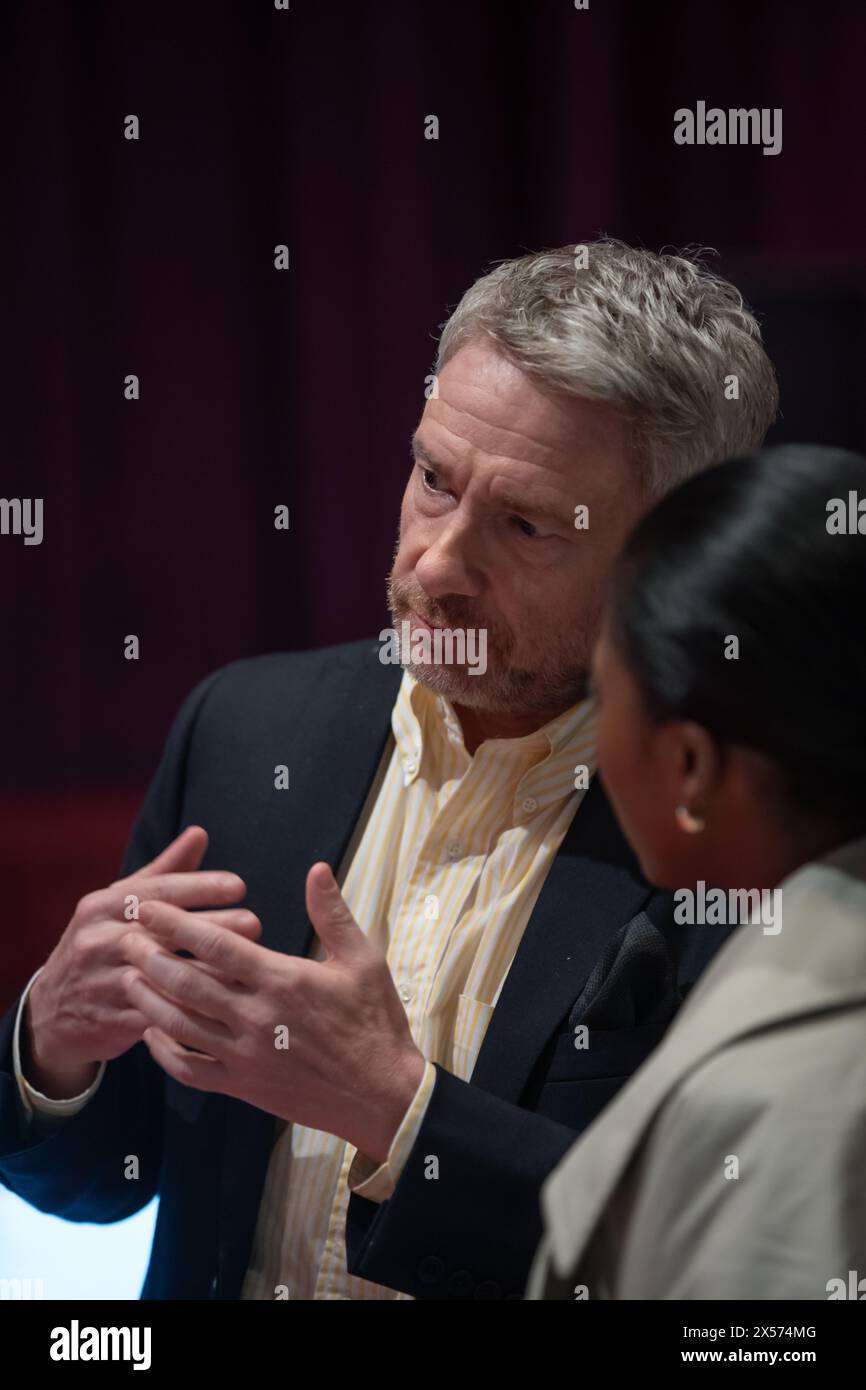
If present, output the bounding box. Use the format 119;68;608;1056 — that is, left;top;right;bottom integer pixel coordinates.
305;862;366;961
137;825;209;879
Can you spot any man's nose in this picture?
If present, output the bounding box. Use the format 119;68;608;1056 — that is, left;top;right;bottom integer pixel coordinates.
414;517;485;601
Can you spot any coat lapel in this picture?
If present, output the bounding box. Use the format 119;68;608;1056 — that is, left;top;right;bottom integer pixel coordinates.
251;642;403;962
471;776;655;1103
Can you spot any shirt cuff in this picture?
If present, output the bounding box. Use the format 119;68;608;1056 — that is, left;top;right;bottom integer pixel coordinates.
347;1060;437;1202
13;966;106;1124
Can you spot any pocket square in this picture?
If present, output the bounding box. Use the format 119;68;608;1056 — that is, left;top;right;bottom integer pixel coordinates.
568;911;680;1030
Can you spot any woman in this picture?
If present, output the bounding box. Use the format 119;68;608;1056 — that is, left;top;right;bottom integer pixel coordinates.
527;443;866;1300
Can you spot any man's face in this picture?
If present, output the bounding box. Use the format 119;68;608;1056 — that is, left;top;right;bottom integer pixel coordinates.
387;338;642;724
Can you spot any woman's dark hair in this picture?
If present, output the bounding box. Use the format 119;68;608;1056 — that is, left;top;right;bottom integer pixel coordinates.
606;443;866;828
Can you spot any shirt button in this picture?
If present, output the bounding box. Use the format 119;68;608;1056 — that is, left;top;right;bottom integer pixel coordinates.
446;841;462;861
522;797;538;812
400;987;413;1003
403;758;417;775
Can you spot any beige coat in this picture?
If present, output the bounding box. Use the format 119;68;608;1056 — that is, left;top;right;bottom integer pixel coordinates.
527;837;866;1300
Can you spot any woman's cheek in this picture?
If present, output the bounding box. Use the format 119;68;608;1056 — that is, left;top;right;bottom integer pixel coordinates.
598;722;665;867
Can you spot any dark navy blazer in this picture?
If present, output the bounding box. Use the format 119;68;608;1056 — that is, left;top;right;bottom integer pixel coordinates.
0;638;732;1299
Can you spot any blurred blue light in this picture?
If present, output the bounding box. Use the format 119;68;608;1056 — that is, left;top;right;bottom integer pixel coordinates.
0;1187;157;1300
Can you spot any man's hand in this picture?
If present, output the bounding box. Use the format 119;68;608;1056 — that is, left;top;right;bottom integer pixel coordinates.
120;862;426;1164
24;827;261;1099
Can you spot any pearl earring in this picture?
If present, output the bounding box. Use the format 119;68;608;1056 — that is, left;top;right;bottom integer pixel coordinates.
675;804;705;834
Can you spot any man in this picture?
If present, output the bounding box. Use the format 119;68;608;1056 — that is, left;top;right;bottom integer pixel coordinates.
0;239;779;1299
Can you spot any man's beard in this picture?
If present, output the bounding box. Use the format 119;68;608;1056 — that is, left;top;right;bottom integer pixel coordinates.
385;569;594;721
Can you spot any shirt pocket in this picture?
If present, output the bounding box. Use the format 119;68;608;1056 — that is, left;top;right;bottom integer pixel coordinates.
451;993;495;1082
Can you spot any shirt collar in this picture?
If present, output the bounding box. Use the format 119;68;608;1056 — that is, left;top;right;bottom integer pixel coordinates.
391;671;597;820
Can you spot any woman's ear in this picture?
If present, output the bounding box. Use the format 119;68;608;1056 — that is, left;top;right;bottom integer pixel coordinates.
671;721;723;818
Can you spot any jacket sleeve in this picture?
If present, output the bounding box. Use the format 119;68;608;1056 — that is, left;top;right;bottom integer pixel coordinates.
345;1063;580;1299
0;671;221;1222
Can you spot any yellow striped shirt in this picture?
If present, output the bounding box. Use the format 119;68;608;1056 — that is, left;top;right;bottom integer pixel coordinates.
240;668;598;1300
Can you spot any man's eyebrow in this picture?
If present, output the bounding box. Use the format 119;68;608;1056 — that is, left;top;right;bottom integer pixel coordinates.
410;433;572;531
495;491;572;529
410;432;437;466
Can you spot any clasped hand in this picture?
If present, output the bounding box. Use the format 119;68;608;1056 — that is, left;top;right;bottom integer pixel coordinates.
120;861;425;1165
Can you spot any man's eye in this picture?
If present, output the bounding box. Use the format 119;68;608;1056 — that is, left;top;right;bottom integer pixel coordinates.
420;467;548;541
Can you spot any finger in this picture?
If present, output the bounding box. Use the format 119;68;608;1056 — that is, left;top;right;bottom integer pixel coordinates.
196;908;262;940
101;992;154;1035
116;1008;152;1032
104;924;253;985
88;963;158;1024
112;945;244;990
136;826;209;879
137;900;262;986
142;1025;225;1092
120;932;238;1028
119;871;247;916
184;958;254;988
304;862;367;962
122;966;233;1052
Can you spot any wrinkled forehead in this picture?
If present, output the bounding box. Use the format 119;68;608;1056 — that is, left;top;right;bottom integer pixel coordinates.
428;340;631;468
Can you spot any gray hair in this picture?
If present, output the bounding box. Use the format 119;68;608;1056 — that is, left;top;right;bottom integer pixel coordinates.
435;239;779;498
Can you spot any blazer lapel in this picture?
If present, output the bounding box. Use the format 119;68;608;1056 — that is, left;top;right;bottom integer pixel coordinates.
253;641;403;962
471;776;655;1104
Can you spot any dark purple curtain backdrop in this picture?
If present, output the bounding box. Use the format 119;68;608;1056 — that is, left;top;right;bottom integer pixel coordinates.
1;0;865;999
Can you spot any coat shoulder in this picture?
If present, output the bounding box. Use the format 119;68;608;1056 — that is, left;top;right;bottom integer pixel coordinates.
203;636;386;698
183;637;398;730
619;1006;866;1296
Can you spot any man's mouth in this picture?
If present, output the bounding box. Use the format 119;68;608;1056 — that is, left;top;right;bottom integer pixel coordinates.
408;608;442;632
